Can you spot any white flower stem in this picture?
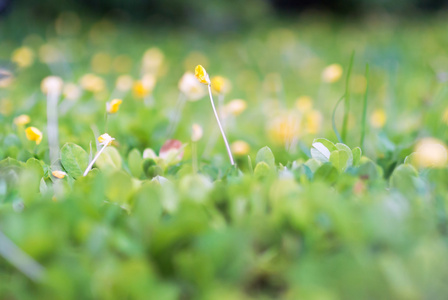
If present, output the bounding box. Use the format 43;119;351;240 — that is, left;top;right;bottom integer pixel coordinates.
207;84;234;165
47;90;60;168
83;143;108;176
0;230;45;282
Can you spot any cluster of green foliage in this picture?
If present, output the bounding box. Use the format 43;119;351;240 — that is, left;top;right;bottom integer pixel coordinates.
1;8;448;300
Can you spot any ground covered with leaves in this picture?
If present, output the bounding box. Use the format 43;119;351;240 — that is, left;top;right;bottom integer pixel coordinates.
1;9;448;300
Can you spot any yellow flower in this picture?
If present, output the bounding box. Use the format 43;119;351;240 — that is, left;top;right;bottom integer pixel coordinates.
191;123;203;142
52;170;67;179
41;76;64;95
305;110;323;134
414;138;448;168
225;99;247;116
295;96;313;113
80;74;106;93
106;99;122;114
268;113;301;145
98;133;114;146
322;64;343;83
370;109;387;129
231;140;250;156
25;127;43;145
142;47;164;74
195;65;210;85
211;76;231;94
63;83;82;100
116;75;134;92
14;114;31;126
133;74;156;99
11;47;34;68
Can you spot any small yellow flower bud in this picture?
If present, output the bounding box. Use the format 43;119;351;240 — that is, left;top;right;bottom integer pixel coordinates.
414;138;448;168
211;76;231;94
106;99;122;114
191;123;203;142
370;109;387;129
25;126;43;145
13;114;31;126
98;133;114;146
195;65;210;85
322;64;343;83
52;170;67;179
231;140;250;156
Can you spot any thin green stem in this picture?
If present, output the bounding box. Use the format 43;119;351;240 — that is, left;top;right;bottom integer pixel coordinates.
207;85;234;165
360;64;370;148
341;51;355;142
332;94;345;143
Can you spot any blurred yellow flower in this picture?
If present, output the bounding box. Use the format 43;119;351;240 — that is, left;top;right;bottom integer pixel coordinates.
14;114;31;126
142;47;164;74
443;108;448;125
305;110;323;134
25;126;43;145
195;65;210;85
106;99;122;114
98;133;114;146
178;72;206;101
211;76;231;94
231;140;250;156
52;170;67;179
295;96;313;113
41;76;64;95
370;109;387;129
80;74;106;93
116;75;134;92
11;47;34;68
0;98;13;116
268;113;301;145
225;99;247;116
133;74;156;98
322;64;343;83
191;123;203;142
63;83;82;100
414;138;448;168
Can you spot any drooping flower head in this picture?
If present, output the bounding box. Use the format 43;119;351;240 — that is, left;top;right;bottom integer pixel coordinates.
106;99;122;114
41;76;64;95
191;123;203;142
52;170;67;179
195;65;210;85
25;126;43;145
98;133;114;146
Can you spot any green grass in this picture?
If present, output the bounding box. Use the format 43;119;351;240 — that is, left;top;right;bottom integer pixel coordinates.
1;9;448;299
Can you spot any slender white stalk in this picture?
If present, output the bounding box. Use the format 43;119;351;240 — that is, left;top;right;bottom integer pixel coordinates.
47;90;60;167
207;85;234;165
218;93;225;129
83;143;108;176
0;230;45;282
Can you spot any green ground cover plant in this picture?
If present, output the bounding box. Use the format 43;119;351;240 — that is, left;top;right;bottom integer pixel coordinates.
1;9;448;299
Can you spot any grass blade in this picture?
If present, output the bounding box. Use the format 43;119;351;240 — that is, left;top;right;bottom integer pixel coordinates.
360;64;370;148
332;94;345;143
341;51;355;142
